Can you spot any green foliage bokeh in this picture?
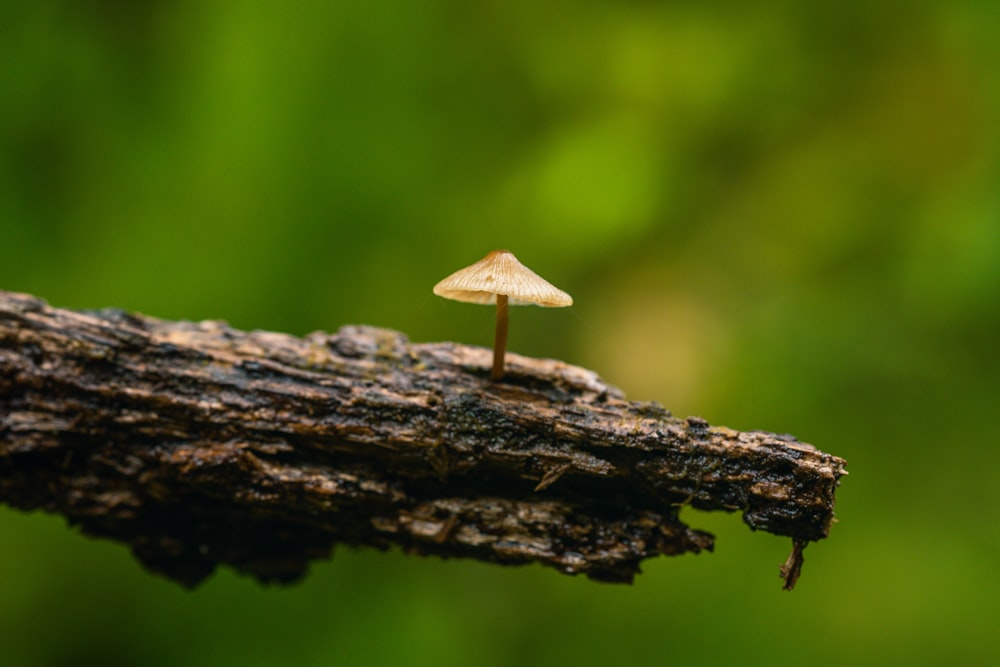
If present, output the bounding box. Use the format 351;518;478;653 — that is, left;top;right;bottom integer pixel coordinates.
2;2;999;665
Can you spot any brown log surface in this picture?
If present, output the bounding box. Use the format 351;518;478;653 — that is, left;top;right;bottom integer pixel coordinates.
0;290;847;588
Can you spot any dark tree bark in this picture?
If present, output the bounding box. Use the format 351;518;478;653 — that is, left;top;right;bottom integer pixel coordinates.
0;290;846;589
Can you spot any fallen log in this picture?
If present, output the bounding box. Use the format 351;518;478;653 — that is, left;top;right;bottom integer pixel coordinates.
0;290;846;589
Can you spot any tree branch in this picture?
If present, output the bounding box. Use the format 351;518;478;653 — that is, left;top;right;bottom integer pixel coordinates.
0;290;846;589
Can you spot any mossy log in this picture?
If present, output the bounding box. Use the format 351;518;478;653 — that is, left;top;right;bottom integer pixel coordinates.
0;290;846;589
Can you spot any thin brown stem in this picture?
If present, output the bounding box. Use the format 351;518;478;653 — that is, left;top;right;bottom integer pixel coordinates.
491;294;509;380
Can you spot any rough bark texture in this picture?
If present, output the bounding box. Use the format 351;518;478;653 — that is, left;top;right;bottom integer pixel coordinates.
0;290;847;589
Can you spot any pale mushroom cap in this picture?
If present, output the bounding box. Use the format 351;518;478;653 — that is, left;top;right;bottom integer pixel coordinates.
433;249;573;307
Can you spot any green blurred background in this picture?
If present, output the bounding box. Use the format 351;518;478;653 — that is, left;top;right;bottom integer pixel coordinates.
2;1;999;665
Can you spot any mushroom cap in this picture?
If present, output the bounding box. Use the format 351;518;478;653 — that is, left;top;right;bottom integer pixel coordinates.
433;249;573;307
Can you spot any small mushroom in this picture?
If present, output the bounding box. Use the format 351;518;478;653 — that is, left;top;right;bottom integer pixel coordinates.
433;249;573;380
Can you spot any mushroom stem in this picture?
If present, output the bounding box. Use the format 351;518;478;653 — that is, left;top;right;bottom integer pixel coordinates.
491;294;509;380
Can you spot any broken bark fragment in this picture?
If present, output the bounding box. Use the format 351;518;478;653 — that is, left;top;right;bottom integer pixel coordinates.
0;290;846;589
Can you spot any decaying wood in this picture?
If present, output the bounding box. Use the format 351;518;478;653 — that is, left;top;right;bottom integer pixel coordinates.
0;290;846;589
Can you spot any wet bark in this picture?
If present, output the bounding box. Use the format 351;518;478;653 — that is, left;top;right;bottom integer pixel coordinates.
0;290;846;589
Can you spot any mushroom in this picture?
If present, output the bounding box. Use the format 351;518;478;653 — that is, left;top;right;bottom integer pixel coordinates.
433;249;573;380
